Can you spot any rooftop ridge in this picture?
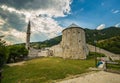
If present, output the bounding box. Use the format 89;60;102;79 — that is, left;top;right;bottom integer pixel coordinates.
62;23;84;32
67;23;80;28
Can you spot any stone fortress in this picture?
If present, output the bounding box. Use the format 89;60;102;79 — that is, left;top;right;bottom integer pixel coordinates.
28;23;89;59
50;24;89;59
27;23;119;61
26;22;120;61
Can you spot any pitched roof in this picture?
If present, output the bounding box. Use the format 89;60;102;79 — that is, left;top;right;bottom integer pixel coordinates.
67;23;80;28
62;23;83;32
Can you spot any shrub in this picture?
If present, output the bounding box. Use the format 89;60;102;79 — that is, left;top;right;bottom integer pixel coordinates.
0;38;9;67
7;45;28;63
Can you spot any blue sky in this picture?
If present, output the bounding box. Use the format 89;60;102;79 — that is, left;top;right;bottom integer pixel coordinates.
0;0;120;44
56;0;120;29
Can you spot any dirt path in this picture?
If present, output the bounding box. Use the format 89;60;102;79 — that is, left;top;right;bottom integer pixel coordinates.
57;71;120;83
7;61;25;67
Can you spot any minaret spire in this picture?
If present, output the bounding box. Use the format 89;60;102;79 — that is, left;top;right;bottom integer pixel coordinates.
26;20;31;50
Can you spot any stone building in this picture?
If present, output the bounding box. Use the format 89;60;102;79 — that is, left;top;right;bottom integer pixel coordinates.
27;23;120;61
61;24;88;59
50;44;63;57
28;23;89;59
50;23;89;59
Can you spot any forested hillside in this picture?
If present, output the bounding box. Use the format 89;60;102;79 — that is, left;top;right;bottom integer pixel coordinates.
30;35;62;49
97;36;120;54
85;27;120;44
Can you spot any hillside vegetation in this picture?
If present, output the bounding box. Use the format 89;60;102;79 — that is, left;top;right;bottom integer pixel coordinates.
30;35;62;49
97;36;120;54
85;27;120;44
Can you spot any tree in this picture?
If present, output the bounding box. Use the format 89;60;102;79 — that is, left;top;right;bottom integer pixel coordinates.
0;36;9;82
0;36;9;68
7;45;28;63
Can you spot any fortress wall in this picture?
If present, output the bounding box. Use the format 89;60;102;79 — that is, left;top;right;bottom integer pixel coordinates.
28;24;89;59
50;44;63;57
87;44;120;61
61;27;88;59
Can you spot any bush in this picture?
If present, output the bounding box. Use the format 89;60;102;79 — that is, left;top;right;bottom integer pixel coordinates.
0;39;9;68
7;45;28;63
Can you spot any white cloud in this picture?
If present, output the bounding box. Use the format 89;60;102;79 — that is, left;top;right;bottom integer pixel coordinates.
0;18;5;26
0;0;72;18
115;23;120;27
0;15;63;43
111;9;120;14
0;5;35;23
0;0;72;44
1;5;20;13
113;10;119;13
96;24;105;30
31;16;63;40
0;28;26;44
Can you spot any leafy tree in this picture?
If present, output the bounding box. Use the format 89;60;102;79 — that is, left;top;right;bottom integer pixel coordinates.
0;36;9;83
7;45;28;63
0;36;9;67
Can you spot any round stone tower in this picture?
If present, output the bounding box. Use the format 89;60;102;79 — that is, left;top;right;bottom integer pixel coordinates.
61;23;88;59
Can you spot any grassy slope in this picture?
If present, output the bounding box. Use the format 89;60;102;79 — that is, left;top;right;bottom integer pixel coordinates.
3;57;94;83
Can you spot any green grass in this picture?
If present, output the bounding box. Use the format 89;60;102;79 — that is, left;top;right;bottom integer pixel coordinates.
2;57;95;83
107;60;120;71
87;52;105;59
107;64;120;70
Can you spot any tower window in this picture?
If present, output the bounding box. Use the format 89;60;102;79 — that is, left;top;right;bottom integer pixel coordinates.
72;30;76;33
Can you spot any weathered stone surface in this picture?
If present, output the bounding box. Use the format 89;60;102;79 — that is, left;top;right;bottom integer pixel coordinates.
38;50;49;57
29;48;50;58
26;21;31;50
50;44;63;57
27;23;120;60
87;44;120;61
28;48;39;58
60;24;88;59
50;24;89;59
28;24;89;59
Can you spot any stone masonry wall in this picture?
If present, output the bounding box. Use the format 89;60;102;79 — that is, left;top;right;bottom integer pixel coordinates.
61;27;88;59
87;44;120;61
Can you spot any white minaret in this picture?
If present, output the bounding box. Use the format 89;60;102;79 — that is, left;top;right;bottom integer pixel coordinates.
26;20;31;50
